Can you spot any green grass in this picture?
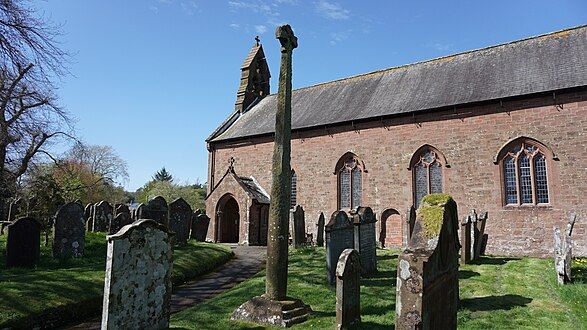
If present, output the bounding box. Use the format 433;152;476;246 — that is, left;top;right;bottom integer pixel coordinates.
0;232;234;328
170;248;587;330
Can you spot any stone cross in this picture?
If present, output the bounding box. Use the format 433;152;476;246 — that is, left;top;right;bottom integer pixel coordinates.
336;249;361;330
265;24;298;301
101;219;173;329
554;213;577;284
316;212;325;247
53;202;85;258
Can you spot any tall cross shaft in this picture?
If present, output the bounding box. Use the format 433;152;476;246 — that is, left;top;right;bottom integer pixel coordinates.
266;24;298;301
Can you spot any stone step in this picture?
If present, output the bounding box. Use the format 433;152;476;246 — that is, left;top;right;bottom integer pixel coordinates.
282;306;310;319
283;313;310;327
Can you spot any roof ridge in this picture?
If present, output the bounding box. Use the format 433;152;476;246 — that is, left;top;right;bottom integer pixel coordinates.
285;24;586;93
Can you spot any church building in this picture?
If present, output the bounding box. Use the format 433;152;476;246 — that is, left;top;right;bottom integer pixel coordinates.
205;26;586;257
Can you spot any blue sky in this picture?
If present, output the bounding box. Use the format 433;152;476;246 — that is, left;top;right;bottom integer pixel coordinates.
37;0;586;190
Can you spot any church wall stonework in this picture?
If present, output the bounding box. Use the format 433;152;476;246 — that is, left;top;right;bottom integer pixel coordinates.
207;89;587;257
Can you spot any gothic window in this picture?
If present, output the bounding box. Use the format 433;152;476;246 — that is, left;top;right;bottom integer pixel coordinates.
336;153;364;209
290;169;297;209
499;139;550;205
410;146;445;208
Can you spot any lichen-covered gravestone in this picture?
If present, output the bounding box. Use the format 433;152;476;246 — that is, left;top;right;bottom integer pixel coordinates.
169;198;192;245
326;210;355;285
395;194;460;329
554;213;577;284
93;201;113;232
290;205;305;248
350;206;377;275
6;217;41;268
336;248;361;330
191;212;210;242
316;212;325;247
101;219;173;329
53;202;85;258
143;196;169;226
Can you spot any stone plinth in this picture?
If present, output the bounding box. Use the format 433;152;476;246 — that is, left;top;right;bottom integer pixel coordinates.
231;295;311;327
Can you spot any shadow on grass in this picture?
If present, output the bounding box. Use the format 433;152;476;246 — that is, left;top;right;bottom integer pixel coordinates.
459;270;481;279
460;294;532;312
377;254;398;262
469;256;520;265
357;321;395;329
572;263;587;284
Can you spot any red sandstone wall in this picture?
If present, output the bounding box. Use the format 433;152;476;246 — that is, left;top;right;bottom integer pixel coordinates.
206;90;587;257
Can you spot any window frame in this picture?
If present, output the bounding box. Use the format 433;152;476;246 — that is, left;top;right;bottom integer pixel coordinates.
336;153;364;210
409;145;446;208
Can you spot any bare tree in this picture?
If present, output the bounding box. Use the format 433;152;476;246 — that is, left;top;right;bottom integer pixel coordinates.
0;0;72;215
65;143;129;186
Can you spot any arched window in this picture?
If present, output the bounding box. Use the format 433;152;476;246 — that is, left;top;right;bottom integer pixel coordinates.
290;169;297;209
410;145;446;208
498;138;550;205
336;153;364;209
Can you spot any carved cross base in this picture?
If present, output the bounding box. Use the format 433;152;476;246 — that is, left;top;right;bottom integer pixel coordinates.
231;295;312;328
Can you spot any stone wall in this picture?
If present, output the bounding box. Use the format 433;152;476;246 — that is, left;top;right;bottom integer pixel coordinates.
207;89;587;257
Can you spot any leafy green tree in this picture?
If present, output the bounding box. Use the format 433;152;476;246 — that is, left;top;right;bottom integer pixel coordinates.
153;167;173;182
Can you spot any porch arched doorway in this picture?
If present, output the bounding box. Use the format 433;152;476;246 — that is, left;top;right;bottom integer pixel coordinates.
216;194;240;243
380;208;401;248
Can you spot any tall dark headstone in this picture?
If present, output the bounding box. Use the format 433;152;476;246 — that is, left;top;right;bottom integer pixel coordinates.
143;196;168;226
169;198;192;245
350;206;377;275
101;219;173;329
472;210;488;260
232;26;310;327
114;204;130;218
93;201;113;232
290;205;305;248
84;203;93;222
336;249;361;330
134;203;146;221
395;194;460;329
326;210;355;285
460;214;472;264
191;212;210;242
53;202;85;258
316;212;325;247
6;217;41;268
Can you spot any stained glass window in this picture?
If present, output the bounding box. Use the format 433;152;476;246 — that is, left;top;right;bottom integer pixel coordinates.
337;154;363;209
500;140;550;205
290;170;297;209
412;147;444;208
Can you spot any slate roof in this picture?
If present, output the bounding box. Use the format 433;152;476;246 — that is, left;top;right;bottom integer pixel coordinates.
209;26;587;143
237;176;270;204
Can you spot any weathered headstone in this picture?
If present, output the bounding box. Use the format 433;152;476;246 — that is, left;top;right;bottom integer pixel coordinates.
460;214;472;264
472;210;488;260
84;203;93;222
316;212;325;247
350;206;377;275
6;217;41;268
93;201;113;232
114;204;130;218
554;213;577;285
326;210;355;285
143;196;168;226
336;249;361;330
405;205;416;243
109;213;132;234
134;203;146;221
169;198;192;245
395;194;460;329
53;202;85;258
101;219;173;329
290;205;305;248
191;212;210;242
232;26;310;327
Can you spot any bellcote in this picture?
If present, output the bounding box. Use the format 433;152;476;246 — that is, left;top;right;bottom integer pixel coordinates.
234;40;271;114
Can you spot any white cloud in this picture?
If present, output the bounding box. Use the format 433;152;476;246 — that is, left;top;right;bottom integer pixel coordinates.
255;25;268;34
229;23;241;29
329;31;349;45
149;5;159;13
315;0;350;20
180;1;199;15
228;1;279;16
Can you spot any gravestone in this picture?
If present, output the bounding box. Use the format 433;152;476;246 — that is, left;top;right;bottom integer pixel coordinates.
554;213;577;284
350;206;377;275
6;217;41;268
326;210;355;285
7;197;22;221
471;210;488;260
101;219;173;329
143;196;168;226
93;201;113;232
191;212;210;242
290;205;305;248
53;202;85;258
405;205;416;243
336;249;361;330
169;198;192;245
316;212;325;247
134;203;146;221
395;194;460;329
460;214;472;264
109;213;132;234
190;209;202;240
114;204;130;218
84;203;93;222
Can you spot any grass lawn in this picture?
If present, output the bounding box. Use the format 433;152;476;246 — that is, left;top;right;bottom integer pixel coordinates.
0;232;234;328
171;247;587;329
